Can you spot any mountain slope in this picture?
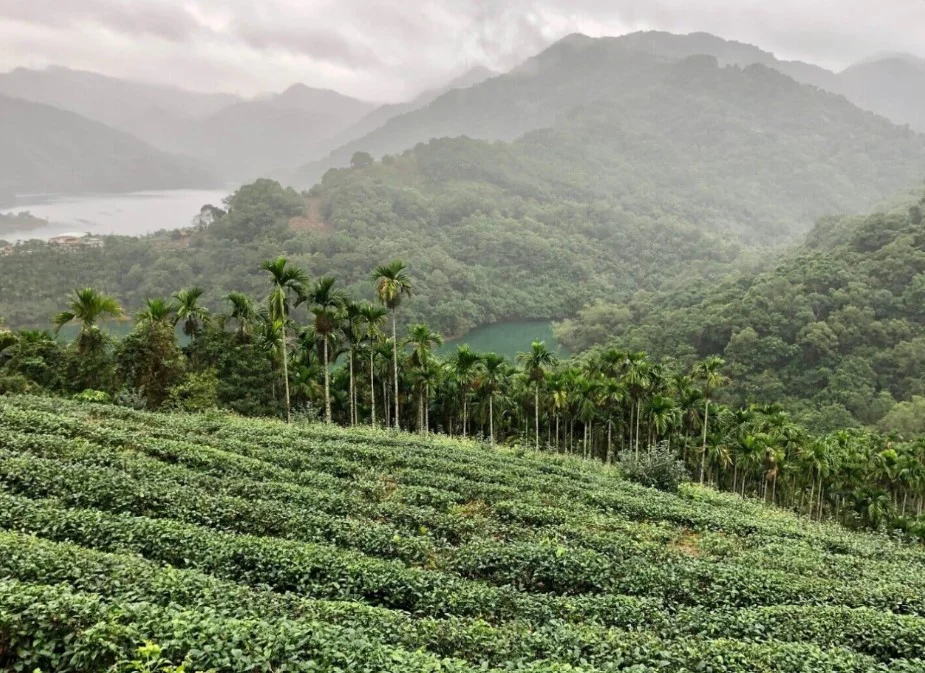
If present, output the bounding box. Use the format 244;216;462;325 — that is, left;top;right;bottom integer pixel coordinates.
0;94;218;195
615;30;841;90
308;51;925;241
0;66;240;151
292;35;669;185
182;86;375;181
838;58;925;132
556;191;925;431
608;32;925;132
294;31;925;186
2;394;925;672
314;66;498;159
293;33;925;188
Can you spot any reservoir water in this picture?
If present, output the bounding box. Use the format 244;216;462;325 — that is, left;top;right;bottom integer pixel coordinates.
441;320;567;360
1;189;230;241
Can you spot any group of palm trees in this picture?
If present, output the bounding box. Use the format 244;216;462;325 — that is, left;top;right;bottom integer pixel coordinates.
5;256;925;533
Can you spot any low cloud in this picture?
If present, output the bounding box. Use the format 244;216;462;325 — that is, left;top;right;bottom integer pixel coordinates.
1;0;923;99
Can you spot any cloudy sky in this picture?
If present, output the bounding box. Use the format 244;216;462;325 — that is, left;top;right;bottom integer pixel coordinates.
1;0;923;101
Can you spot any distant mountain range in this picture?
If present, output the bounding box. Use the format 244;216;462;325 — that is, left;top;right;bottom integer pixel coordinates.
292;31;925;186
1;30;924;193
0;65;497;186
0;93;218;195
612;31;925;133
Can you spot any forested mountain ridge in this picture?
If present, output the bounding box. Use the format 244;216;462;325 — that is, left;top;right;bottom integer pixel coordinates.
585;31;925;133
292;32;925;190
314;51;925;242
0;93;219;195
556;192;925;433
614;30;840;90
3;50;925;334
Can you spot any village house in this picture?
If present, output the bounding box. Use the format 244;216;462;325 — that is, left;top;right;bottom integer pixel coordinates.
47;232;104;250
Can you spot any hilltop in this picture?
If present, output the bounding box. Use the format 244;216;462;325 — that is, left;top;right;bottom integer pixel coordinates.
294;31;925;184
2;394;924;672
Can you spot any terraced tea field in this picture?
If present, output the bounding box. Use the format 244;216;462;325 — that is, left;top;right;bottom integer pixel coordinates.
1;395;924;672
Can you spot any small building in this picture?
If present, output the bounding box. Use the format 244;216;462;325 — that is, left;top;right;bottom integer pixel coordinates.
48;231;91;246
47;232;103;250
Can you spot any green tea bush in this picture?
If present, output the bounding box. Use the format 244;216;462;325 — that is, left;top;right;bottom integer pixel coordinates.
2;395;925;672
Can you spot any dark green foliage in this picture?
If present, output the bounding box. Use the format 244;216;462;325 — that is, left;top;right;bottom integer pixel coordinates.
116;323;186;410
558;192;925;430
618;443;689;492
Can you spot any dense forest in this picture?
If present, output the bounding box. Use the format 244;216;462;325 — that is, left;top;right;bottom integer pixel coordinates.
556;192;925;434
5;246;925;540
3;48;925;335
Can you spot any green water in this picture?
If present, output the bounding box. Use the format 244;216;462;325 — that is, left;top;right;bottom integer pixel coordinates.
440;320;566;360
55;321;189;345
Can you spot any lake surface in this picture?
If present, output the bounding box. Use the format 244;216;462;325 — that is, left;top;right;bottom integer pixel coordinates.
440;320;566;360
0;189;230;241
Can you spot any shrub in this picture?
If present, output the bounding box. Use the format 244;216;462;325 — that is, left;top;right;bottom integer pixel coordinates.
618;443;689;493
168;370;218;412
73;389;111;404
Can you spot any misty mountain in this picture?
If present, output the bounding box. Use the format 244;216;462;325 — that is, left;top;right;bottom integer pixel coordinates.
292;36;672;185
0;94;219;195
0;66;380;182
2;53;922;337
838;58;925;132
315;53;924;243
611;32;925;132
614;31;841;90
179;85;375;181
315;66;498;157
0;66;241;152
293;33;925;191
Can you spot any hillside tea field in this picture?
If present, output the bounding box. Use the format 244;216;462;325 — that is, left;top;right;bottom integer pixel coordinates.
2;396;925;672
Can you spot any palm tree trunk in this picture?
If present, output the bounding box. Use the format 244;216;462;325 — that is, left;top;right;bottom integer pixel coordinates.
807;479;815;519
281;332;291;423
383;379;389;427
392;314;399;429
534;385;540;451
323;338;332;424
555;415;560;453
699;400;710;485
489;394;495;447
463;397;468;438
348;347;355;426
629;402;635;453
634;402;641;457
606;421;613;464
418;388;424;433
369;348;376;426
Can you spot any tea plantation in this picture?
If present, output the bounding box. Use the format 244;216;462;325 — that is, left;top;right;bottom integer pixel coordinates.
1;395;925;672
